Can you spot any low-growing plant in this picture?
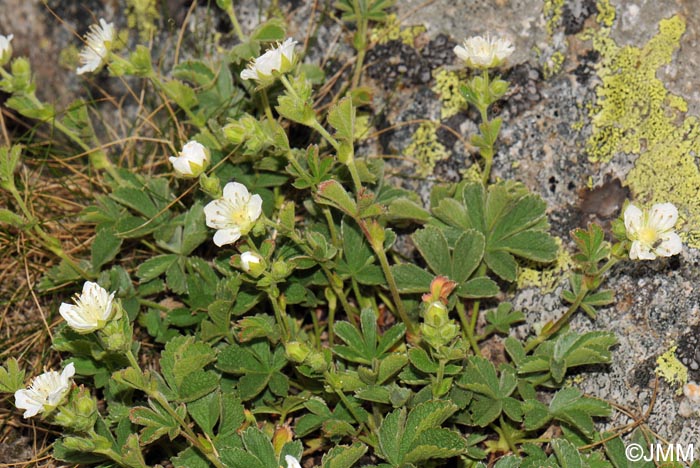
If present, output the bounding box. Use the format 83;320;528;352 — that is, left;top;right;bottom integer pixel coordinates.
0;2;694;467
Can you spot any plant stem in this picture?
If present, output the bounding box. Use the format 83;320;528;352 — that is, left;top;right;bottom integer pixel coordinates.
225;3;246;41
364;227;413;335
350;0;368;89
260;89;275;122
326;371;369;434
524;285;588;353
269;293;290;342
456;301;480;355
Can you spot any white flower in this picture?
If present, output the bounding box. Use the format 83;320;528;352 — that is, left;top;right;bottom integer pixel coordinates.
0;34;13;65
59;281;116;334
76;19;115;75
285;455;302;468
169;140;210;178
204;182;263;247
240;38;297;83
624;203;682;260
679;381;700;418
240;251;263;273
14;363;75;418
454;35;514;69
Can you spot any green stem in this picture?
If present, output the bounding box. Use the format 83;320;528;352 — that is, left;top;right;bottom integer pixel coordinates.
260;89;275;122
456;301;480;355
150;391;225;468
326;371;369;434
269;293;290;342
524;285;588;353
496;416;519;455
311;120;340;151
365;228;413;335
323;207;341;248
350;0;368;88
225;3;246;41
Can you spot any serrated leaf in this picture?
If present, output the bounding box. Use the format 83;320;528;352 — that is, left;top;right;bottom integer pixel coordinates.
412;226;451;277
160;335;216;393
136;254;178;282
328;96;355;142
322;443;368;468
456;276;499;298
0;358;25;393
316;180;357;216
484;303;524;335
172;447;211;468
130;400;181;444
551;439;584;468
91;227;122;270
452;229;485;282
390;263;433;292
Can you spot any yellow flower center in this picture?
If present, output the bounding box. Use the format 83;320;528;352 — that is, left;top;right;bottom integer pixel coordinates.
638;226;658;245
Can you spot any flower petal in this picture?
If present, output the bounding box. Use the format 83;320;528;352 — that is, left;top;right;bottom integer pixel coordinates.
213;228;241;247
655;231;682;257
629;241;656;260
623;204;643;236
204;199;231;229
648;202;678;232
247;194;263;221
223;182;250;202
285;455;302;468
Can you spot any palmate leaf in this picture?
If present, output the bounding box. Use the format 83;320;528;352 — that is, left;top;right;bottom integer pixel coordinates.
523;387;610;439
432;181;558;282
518;331;618;384
216;340;288;400
377;400;467;466
333;308;405;365
457;357;521;426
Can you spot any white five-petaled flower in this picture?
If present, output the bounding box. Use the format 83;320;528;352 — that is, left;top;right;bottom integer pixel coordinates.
59;281;116;333
76;19;115;75
169;140;210;178
0;34;13;65
240;38;297;83
14;363;75;418
285;455;302;468
453;35;514;69
204;182;263;247
624;203;682;260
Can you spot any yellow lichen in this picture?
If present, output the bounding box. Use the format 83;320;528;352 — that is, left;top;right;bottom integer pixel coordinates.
596;0;616;28
655;345;688;394
404;121;449;177
517;237;574;293
543;0;565;36
542;50;565;79
432;69;468;119
460;163;482;184
370;14;426;46
583;13;700;246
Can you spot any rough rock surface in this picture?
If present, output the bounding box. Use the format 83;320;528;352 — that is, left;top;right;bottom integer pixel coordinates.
2;0;699;454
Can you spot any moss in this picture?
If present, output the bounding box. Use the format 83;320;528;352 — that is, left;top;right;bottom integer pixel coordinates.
126;0;159;41
432;69;467;119
404;121;449;177
517;237;574;293
370;14;426;46
655;345;688;394
583;14;700;246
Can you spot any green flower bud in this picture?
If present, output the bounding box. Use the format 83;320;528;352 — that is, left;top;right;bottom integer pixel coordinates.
285;341;311;363
240;251;266;277
199;173;222;199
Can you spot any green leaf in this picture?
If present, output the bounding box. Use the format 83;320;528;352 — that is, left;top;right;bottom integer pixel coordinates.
387;197;430;222
328;96;355;142
377;400;465;466
0;208;24;227
178;370;219;402
181;202;209;255
251;18;287;41
130;400;182;444
160;336;216;394
452;229;485;282
390;263;433;293
91;227;122;270
275;76;315;125
316;180;357;216
337;219;384;285
412;226;451;277
136;254;178;282
484;249;518;282
322;443;368;468
172;447;211;468
484;303;524;335
0;358;25;393
551;439;585;468
456;276;499;298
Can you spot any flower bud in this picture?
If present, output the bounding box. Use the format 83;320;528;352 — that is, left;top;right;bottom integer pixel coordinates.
199;173;222;199
271;260;292;280
240;251;266;277
0;34;13;66
424;301;449;327
54;387;98;432
285;341;311;363
169;140;210;178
